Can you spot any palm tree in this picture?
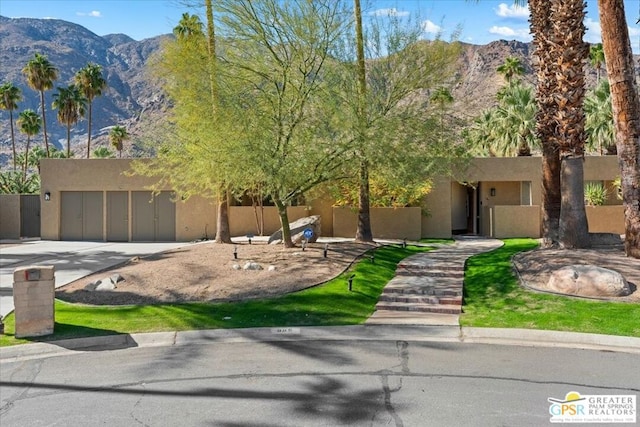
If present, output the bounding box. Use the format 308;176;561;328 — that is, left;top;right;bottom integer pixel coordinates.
22;53;58;158
552;0;590;249
589;43;605;82
528;0;561;247
496;56;525;83
0;82;22;171
584;80;615;155
354;0;373;243
495;81;538;156
173;12;204;40
75;63;107;158
17;109;41;180
52;84;87;157
598;0;640;258
109;125;128;158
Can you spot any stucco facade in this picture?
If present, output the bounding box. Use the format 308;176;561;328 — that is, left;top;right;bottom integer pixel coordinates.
27;156;625;241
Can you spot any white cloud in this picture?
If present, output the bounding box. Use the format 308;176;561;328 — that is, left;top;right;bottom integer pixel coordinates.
76;11;102;18
369;8;409;17
489;25;532;41
495;3;529;19
422;19;442;34
584;17;601;44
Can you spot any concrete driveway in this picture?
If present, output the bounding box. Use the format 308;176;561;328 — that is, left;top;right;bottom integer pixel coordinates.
0;240;192;319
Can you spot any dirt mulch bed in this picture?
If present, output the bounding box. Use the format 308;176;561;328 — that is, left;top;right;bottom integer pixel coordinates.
56;241;377;306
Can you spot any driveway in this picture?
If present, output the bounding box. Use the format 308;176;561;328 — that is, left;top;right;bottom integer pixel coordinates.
0;240;192;319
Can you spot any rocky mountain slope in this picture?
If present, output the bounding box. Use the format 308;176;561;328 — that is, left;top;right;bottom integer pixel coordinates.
0;15;628;168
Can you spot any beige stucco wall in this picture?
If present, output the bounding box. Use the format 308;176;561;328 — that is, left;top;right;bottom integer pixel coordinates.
422;176;452;238
176;195;217;241
229;206;310;237
333;207;421;240
586;206;625;234
485;205;541;238
0;194;21;239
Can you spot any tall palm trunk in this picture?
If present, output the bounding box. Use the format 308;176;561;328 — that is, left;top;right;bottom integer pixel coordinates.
86;103;93;158
206;0;231;244
39;91;50;157
598;0;640;258
9;110;16;171
552;0;590;249
23;136;31;180
530;0;561;246
354;0;373;242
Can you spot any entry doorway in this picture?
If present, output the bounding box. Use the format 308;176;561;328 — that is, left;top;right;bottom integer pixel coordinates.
451;182;478;235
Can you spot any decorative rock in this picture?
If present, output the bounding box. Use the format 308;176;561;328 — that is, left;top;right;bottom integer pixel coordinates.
243;262;263;271
85;274;122;291
268;215;321;245
267;265;276;271
232;264;241;270
545;265;631;298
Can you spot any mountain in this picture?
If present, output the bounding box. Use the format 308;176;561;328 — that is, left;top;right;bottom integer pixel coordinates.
0;16;628;167
0;15;168;162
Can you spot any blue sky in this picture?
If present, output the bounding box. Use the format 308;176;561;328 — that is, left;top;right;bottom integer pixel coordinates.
1;0;639;52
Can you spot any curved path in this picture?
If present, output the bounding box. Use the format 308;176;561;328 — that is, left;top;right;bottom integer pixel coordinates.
367;237;503;326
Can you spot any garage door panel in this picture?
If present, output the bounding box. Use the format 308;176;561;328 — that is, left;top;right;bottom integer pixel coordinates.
107;191;128;242
60;192;83;241
82;191;103;240
156;192;176;241
132;192;155;241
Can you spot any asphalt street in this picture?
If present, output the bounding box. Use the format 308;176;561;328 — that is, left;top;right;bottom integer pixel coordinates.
1;331;638;426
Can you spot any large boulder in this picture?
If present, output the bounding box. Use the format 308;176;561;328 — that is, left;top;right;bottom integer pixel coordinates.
545;265;631;298
268;215;321;245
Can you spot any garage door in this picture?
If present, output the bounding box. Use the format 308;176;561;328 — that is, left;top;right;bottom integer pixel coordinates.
132;191;176;241
60;191;103;241
107;191;129;241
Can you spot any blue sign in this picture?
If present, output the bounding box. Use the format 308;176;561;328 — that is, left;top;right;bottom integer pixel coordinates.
303;228;313;239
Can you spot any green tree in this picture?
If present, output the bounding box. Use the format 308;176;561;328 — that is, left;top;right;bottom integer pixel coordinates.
344;2;462;241
496;56;525;83
52;84;87;157
75;63;107;158
589;43;605;82
0;82;22;171
93;146;116;158
0;171;40;194
584;80;615;155
495;81;538;156
109;125;128;158
22;53;58;158
598;0;640;258
16;109;41;179
173;12;204;39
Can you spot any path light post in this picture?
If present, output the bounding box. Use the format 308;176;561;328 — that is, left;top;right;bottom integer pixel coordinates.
323;243;328;258
302;239;307;251
233;245;238;260
348;274;355;291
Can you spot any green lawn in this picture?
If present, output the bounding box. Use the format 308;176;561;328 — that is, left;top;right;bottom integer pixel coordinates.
460;239;640;337
2;238;638;347
0;244;432;346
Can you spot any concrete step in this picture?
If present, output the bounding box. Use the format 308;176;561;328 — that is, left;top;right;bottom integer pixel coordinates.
375;301;462;314
395;268;464;278
382;286;462;297
378;294;462;305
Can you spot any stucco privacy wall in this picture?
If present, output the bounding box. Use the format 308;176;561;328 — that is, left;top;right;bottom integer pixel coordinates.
333;207;422;240
0;194;21;239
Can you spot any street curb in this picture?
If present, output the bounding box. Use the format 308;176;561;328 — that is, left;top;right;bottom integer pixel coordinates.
2;325;639;362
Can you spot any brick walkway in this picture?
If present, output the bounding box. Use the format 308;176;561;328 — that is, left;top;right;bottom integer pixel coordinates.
366;237;504;325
